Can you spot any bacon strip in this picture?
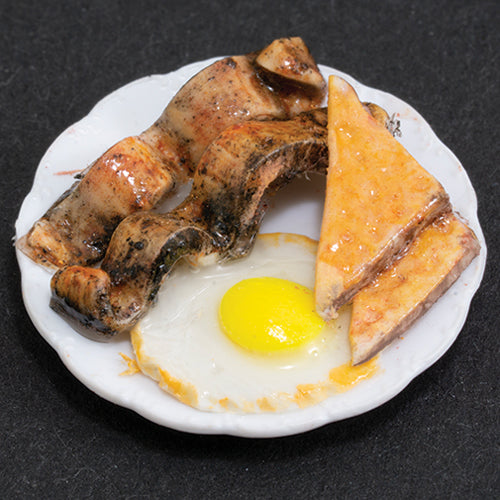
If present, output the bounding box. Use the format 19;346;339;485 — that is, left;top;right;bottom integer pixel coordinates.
18;37;326;269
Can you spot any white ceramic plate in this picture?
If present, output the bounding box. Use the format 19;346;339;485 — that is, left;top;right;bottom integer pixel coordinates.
15;59;486;438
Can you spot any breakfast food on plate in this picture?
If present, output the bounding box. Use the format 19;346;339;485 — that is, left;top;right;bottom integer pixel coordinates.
349;214;480;365
17;38;482;419
131;233;377;413
315;75;451;321
17;37;326;270
50;102;391;341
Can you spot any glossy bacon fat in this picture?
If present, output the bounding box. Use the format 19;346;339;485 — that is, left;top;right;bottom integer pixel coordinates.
50;109;329;340
18;37;326;269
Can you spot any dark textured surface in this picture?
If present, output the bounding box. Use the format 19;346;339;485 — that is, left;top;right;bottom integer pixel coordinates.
2;0;499;498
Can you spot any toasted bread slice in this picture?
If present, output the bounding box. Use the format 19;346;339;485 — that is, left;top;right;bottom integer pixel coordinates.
315;76;450;319
349;213;480;365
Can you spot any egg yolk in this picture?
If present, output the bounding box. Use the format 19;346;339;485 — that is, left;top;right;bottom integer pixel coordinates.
219;277;325;353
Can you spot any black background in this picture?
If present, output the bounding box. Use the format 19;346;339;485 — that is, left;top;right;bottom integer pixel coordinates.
2;0;498;498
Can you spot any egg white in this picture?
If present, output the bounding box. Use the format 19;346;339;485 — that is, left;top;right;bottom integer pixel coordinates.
131;233;352;413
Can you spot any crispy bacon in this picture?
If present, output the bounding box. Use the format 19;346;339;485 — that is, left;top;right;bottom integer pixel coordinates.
18;37;326;269
50;109;329;340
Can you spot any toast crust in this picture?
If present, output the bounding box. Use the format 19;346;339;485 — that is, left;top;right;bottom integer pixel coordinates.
349;214;480;365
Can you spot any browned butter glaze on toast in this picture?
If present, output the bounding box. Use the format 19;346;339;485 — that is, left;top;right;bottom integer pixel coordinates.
18;37;326;269
315;76;450;320
349;213;480;365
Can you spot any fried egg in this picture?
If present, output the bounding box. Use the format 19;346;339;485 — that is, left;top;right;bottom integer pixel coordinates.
131;233;377;413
